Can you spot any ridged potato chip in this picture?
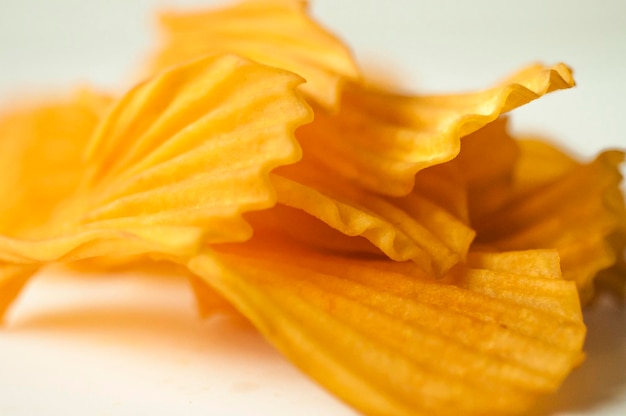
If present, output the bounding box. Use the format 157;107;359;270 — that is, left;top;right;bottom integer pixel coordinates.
0;90;112;319
148;0;360;108
0;89;112;238
0;53;312;320
189;230;585;416
293;64;574;197
2;0;624;415
471;142;626;301
260;62;576;277
147;0;575;199
267;172;474;276
81;53;309;240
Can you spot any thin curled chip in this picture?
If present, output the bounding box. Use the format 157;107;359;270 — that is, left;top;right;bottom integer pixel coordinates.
472;146;626;301
1;1;621;414
189;231;585;416
293;64;574;197
266;172;474;276
0;89;112;238
452;117;520;221
148;0;360;108
81;53;309;240
0;90;112;320
262;68;577;277
0;53;312;320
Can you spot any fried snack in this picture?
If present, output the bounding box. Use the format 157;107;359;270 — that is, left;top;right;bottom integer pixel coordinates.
0;90;112;318
148;0;360;109
255;65;573;276
469;139;626;301
80;54;309;241
265;173;474;276
0;53;312;320
0;89;112;238
189;230;585;416
148;0;575;197
293;65;574;197
2;1;623;415
452;117;520;219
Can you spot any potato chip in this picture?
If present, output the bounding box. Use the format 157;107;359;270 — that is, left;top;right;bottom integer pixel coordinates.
452;117;520;219
267;171;474;276
81;54;309;239
429;119;625;300
0;89;112;238
293;64;574;197
0;90;112;321
264;71;570;277
594;243;626;299
188;272;240;317
0;53;312;320
247;204;389;258
506;139;579;195
412;161;469;224
148;0;360;108
472;146;626;301
189;230;585;416
0;263;39;321
1;0;621;414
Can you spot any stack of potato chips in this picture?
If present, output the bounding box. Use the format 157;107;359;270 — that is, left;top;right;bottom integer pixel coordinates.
1;1;624;415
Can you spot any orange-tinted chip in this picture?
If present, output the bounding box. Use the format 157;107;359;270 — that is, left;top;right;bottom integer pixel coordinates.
267;171;474;276
0;54;312;320
412;161;470;224
293;63;574;197
0;89;112;238
472;145;626;301
452;117;520;219
82;53;310;243
148;0;360;108
0;90;112;321
189;230;585;416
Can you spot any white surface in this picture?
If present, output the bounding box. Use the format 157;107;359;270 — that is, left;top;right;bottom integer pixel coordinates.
0;0;625;415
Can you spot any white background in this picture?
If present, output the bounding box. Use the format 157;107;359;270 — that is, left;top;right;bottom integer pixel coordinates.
0;1;625;415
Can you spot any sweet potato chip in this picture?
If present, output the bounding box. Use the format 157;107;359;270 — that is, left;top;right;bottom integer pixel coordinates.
267;171;474;276
229;64;574;277
472;146;626;301
0;90;112;320
0;89;112;238
506;139;579;195
0;53;312;320
81;53;309;241
148;0;360;108
452;117;520;219
293;64;574;197
0;263;40;320
189;231;585;416
411;161;470;224
2;1;623;414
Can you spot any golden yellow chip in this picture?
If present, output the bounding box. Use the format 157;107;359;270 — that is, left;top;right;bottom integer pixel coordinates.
412;161;469;224
293;63;574;197
82;54;310;241
148;0;360;108
452;117;520;218
267;171;474;276
0;263;40;321
0;53;312;320
470;145;625;300
189;230;585;416
507;139;579;195
1;1;622;414
0;89;112;238
0;89;112;321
